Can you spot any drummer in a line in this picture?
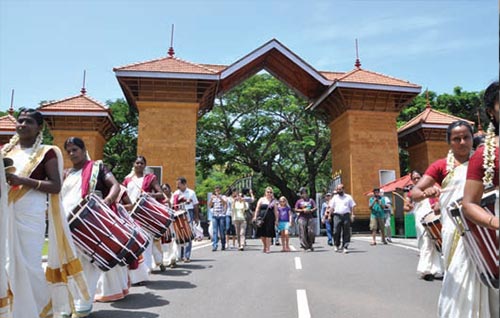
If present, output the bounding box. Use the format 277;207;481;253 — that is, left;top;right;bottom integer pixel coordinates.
61;137;121;318
122;155;164;285
410;120;478;316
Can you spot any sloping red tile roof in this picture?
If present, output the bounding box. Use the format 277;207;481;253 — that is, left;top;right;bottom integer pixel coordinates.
320;71;345;81
337;68;420;88
38;94;109;113
364;174;413;195
0;114;16;131
398;106;474;133
199;63;227;72
114;56;220;74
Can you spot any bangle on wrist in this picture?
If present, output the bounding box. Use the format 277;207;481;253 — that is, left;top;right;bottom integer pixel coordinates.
35;180;42;190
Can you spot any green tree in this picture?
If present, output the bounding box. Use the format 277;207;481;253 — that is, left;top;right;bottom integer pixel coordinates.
103;98;138;181
196;74;331;204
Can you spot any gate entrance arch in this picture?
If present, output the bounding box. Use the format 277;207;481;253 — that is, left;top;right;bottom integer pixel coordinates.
114;39;420;218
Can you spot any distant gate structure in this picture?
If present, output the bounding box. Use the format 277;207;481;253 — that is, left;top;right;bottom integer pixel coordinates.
113;39;421;219
224;176;253;196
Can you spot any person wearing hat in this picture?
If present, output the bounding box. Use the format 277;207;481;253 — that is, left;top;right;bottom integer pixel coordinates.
294;187;317;252
320;192;333;246
368;187;388;245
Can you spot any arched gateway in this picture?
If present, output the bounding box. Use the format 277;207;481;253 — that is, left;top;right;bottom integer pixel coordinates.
114;39;421;218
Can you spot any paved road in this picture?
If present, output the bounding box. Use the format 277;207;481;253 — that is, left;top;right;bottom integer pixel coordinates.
91;235;441;318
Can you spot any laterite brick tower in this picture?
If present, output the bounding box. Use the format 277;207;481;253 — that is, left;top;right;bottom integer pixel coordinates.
309;59;420;216
115;39;421;218
398;102;474;174
38;89;117;168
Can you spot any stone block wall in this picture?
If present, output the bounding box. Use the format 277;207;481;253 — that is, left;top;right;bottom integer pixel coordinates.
137;101;198;189
330;110;401;219
408;140;449;174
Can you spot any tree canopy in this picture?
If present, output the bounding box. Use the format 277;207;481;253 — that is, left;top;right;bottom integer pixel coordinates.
102;98;138;182
196;74;332;203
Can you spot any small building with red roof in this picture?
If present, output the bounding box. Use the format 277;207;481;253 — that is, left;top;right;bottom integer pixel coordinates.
38;89;116;168
398;102;474;174
0;111;17;145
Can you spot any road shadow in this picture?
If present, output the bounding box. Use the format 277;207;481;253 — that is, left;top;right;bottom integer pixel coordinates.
188;258;215;262
152;269;192;276
91;309;159;318
340;250;367;254
176;263;209;270
109;292;169;310
146;279;197;291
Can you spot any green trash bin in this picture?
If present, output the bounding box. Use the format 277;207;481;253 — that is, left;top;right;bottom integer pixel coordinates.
404;213;416;238
390;215;396;236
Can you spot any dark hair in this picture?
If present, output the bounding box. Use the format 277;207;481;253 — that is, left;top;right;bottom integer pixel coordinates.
411;170;422;177
18;108;44;126
446;120;473;144
177;176;187;184
473;134;486;149
64;137;86;150
484;81;499;110
373;187;380;192
161;183;171;191
242;188;250;195
299;187;308;194
135;155;147;165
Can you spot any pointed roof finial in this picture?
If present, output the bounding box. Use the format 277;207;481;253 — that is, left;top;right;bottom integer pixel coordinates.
168;24;175;58
354;39;361;69
81;70;87;95
8;89;15;115
425;89;431;108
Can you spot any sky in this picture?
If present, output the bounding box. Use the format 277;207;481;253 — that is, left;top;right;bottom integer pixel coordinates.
0;0;497;112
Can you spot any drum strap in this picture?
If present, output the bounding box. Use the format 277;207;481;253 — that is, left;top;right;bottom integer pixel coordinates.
88;160;102;194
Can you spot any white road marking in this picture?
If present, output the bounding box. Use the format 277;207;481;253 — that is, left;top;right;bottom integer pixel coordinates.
290;245;297;251
353;237;419;252
296;289;311;318
192;242;213;250
295;257;302;270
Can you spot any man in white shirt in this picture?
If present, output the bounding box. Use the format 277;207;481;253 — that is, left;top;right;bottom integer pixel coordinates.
172;177;199;262
328;184;356;253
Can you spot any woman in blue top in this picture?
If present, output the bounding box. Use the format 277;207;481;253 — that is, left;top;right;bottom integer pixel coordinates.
277;196;293;252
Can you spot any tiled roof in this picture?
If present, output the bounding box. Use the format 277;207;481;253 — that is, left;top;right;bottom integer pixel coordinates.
0;114;16;130
398;106;474;133
38;94;109;113
114;56;220;74
199;63;227;72
364;174;413;195
320;71;345;81
337;68;420;88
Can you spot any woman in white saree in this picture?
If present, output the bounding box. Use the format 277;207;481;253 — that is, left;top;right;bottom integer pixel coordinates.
2;109;87;318
405;170;443;279
460;81;499;318
61;137;121;317
411;120;494;317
